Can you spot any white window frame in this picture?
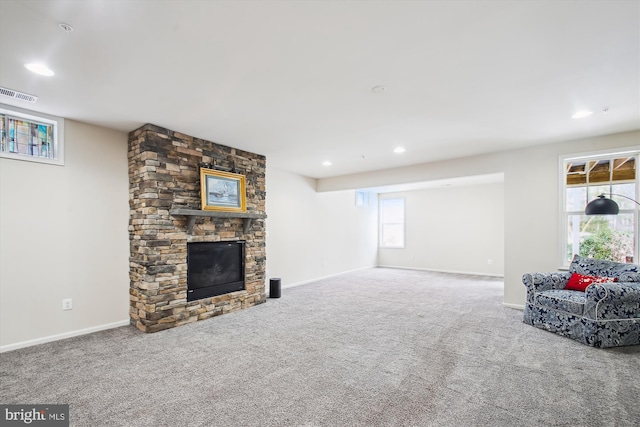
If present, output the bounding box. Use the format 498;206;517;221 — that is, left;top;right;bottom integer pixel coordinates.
379;197;405;248
559;146;639;268
0;103;64;166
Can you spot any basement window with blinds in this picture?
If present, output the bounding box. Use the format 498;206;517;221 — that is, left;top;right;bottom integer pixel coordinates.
562;150;639;265
0;104;64;165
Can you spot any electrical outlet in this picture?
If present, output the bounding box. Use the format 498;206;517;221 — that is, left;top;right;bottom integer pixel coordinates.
62;299;73;310
487;259;493;265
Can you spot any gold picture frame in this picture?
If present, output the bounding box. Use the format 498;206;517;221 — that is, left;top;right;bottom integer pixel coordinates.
200;168;247;212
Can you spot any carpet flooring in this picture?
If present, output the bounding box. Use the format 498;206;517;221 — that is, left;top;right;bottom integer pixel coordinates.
1;268;639;426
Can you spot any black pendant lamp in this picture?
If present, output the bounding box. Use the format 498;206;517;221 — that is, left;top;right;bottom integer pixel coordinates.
583;157;639;215
585;195;620;215
585;194;639;215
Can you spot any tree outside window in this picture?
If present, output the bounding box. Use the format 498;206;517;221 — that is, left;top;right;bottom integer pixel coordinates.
563;154;638;264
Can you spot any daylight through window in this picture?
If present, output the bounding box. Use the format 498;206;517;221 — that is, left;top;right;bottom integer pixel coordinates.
379;198;405;248
562;151;638;264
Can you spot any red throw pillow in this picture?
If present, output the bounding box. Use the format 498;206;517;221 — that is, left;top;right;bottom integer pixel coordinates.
565;273;618;292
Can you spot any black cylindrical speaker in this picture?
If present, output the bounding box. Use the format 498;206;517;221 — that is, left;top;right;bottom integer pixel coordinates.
269;278;282;298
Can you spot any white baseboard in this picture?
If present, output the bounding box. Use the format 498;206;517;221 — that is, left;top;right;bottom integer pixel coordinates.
377;265;521;309
0;319;130;353
267;265;377;294
377;264;504;278
267;264;503;296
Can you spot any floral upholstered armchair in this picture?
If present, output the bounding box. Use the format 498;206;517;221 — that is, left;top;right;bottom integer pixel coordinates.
522;255;640;348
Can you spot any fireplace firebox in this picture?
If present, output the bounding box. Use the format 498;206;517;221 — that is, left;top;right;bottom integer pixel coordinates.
187;241;245;301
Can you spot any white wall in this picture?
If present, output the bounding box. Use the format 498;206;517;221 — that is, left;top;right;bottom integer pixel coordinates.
317;130;640;308
265;167;378;288
379;181;504;276
1;124;380;350
0;119;129;350
1;123;635;349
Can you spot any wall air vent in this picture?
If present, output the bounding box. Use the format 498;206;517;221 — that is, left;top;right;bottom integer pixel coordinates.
0;86;38;103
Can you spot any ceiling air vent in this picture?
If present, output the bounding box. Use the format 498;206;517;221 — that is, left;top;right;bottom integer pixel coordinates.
0;86;38;103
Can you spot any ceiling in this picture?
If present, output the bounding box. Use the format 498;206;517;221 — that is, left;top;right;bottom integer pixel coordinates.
0;1;638;180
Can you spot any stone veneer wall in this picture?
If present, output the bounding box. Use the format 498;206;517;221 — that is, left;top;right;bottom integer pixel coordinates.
128;124;266;333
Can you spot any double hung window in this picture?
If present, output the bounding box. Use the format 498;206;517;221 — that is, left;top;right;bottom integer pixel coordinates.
562;150;638;265
379;198;405;248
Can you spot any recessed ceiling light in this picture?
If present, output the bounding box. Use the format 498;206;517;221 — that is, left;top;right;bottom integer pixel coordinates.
393;147;406;154
571;110;593;119
371;86;387;95
322;161;332;167
24;63;54;76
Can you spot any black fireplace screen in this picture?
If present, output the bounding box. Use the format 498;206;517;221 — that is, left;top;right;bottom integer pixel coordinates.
187;241;245;301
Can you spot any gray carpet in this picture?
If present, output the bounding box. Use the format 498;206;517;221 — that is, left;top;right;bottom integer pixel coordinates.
1;268;639;426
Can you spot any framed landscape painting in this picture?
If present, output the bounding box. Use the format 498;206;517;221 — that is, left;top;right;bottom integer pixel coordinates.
200;168;247;213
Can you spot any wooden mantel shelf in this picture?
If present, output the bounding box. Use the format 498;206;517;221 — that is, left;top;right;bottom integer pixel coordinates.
169;208;267;234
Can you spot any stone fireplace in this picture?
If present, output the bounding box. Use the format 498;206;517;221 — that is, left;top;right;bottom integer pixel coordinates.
128;124;266;333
